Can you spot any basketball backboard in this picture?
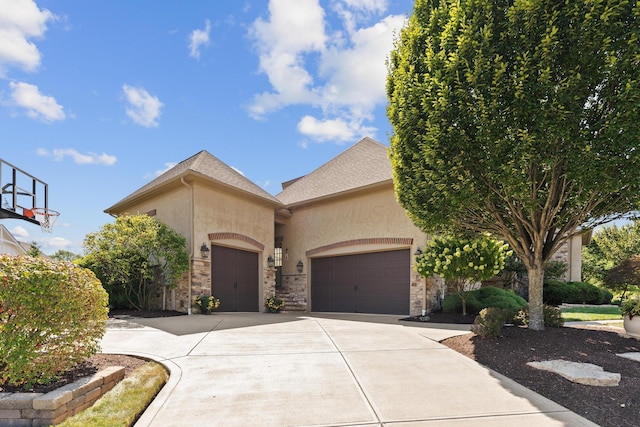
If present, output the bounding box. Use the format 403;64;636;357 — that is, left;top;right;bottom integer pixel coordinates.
0;158;49;226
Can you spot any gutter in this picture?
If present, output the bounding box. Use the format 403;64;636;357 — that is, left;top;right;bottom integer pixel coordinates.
180;177;194;315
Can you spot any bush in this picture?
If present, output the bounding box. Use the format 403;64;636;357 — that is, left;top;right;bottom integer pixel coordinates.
515;305;565;328
442;286;528;315
0;255;109;389
543;281;613;305
471;307;508;338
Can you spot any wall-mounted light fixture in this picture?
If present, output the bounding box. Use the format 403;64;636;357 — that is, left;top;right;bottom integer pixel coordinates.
200;243;210;258
414;247;422;256
267;255;275;268
297;260;304;273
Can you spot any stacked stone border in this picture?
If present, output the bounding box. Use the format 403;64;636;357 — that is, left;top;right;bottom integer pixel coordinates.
0;366;125;426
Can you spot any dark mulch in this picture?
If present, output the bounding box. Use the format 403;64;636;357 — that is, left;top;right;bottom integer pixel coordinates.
441;319;640;427
108;308;186;318
402;311;476;324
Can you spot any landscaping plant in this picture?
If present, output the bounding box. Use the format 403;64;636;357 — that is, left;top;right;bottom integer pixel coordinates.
264;296;285;313
387;0;640;331
471;307;510;338
416;234;511;315
621;296;640;320
195;295;221;314
442;286;528;316
0;255;109;389
80;214;189;311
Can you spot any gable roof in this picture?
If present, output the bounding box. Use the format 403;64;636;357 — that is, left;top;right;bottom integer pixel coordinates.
106;150;281;213
276;137;392;206
0;224;27;255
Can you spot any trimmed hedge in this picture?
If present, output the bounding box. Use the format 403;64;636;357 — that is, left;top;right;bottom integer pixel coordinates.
543;280;613;305
0;255;109;389
442;286;528;315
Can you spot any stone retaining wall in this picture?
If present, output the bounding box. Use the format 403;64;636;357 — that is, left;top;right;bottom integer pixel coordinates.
0;366;125;426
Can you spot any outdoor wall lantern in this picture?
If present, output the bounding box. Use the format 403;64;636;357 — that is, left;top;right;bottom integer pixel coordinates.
200;243;210;258
414;247;423;256
297;260;304;273
267;255;275;268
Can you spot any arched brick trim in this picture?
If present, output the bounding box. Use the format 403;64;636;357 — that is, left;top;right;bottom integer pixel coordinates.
306;237;413;256
207;232;265;251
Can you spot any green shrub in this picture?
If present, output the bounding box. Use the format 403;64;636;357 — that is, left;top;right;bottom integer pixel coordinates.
471;307;508;338
515;305;565;328
442;286;528;315
0;255;109;389
543;281;613;305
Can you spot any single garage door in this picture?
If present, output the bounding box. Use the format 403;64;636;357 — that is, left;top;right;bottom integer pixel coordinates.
311;249;410;315
211;245;259;312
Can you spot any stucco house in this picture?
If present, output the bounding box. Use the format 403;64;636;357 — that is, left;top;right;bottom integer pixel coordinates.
0;225;27;255
105;137;582;316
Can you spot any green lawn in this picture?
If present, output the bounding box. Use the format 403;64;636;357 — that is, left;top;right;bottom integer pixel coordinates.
560;306;622;322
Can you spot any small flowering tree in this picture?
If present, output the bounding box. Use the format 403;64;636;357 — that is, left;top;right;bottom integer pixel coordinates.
416;234;511;315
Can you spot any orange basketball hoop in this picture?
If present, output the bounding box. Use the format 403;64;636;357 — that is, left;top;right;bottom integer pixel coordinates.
32;208;60;233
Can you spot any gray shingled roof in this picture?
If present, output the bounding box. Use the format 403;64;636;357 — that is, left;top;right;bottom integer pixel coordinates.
276;137;392;206
105;150;281;212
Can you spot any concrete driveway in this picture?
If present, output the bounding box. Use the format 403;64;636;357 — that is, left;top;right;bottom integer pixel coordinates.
101;313;597;426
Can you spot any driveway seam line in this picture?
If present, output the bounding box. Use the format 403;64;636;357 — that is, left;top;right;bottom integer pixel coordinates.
313;317;384;425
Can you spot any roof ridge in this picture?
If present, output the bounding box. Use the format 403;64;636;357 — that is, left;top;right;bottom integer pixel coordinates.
276;137;392;206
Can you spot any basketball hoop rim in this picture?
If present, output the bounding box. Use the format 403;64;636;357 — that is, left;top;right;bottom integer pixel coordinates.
31;208;60;217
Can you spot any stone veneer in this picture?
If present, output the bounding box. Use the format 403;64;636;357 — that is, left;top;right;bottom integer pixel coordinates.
277;274;308;312
0;366;125;426
263;267;277;312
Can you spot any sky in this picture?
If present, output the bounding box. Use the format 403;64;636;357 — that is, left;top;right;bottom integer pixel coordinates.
0;0;414;255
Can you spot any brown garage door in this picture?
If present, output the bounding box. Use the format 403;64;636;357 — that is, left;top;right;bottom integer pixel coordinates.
211;245;259;312
311;249;410;315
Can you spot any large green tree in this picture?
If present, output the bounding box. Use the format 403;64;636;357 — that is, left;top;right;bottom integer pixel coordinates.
583;221;640;291
387;0;640;330
80;214;189;310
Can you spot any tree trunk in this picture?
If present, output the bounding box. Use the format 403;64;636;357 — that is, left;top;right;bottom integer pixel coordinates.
527;263;545;331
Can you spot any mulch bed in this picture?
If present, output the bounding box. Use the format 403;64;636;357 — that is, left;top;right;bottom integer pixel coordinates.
0;309;183;394
437;313;640;427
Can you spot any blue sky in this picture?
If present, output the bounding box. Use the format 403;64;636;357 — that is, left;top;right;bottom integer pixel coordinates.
0;0;414;255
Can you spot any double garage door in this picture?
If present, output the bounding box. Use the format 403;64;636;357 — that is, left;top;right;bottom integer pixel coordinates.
311;249;410;315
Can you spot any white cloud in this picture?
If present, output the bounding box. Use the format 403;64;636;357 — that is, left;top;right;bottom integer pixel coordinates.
297;115;374;143
248;0;326;118
37;148;117;165
40;236;72;249
248;0;406;144
144;162;177;179
188;19;211;59
10;225;29;238
9;81;65;122
0;0;55;76
122;84;163;127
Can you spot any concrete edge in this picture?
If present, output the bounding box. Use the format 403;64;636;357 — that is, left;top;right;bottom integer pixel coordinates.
100;351;182;427
440;347;600;426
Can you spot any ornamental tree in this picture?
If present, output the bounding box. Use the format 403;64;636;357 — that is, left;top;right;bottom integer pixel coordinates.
387;0;640;330
416;234;511;315
583;221;640;288
80;214;189;310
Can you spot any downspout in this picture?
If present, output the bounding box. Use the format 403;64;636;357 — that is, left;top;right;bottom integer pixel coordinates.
181;177;194;315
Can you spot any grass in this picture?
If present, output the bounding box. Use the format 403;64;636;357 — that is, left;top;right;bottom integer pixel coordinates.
560;305;623;322
59;361;168;427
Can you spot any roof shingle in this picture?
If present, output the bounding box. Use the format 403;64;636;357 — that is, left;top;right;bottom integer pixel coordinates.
276;137;392;206
106;150;281;213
